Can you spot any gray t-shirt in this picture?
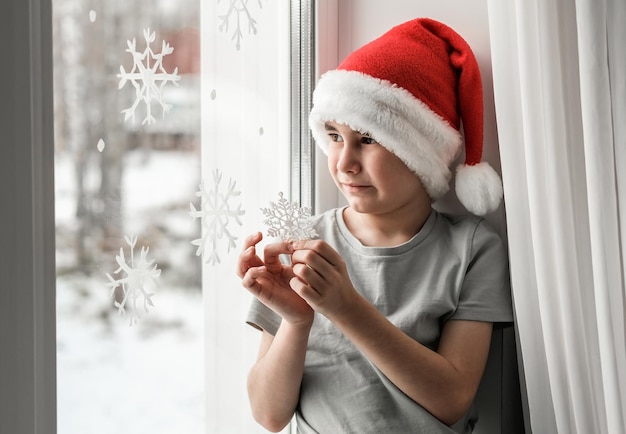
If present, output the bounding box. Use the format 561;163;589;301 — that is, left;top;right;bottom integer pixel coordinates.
247;208;513;433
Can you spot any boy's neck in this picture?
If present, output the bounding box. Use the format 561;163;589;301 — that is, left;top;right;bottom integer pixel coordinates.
342;203;433;248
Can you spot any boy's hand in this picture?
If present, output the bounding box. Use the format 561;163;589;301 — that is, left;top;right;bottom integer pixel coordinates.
289;240;360;320
237;233;314;327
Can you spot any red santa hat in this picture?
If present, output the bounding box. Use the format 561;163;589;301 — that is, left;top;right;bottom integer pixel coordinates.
309;18;503;215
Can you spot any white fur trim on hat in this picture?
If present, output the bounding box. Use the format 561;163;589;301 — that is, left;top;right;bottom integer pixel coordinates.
455;162;503;215
309;70;462;200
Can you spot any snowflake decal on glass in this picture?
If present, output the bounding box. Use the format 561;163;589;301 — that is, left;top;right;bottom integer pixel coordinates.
261;192;318;241
218;0;264;50
190;169;245;265
117;28;181;125
105;235;161;326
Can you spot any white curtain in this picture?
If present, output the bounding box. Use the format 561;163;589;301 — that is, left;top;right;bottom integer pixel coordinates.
487;0;626;432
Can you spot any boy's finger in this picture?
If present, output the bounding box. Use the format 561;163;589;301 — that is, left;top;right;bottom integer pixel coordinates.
291;239;341;267
263;241;295;266
241;266;269;288
236;249;258;278
243;232;263;248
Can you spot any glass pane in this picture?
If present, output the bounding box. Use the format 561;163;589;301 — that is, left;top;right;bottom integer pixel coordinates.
53;1;203;433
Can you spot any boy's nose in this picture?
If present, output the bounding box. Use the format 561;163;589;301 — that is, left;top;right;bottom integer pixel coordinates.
336;142;361;174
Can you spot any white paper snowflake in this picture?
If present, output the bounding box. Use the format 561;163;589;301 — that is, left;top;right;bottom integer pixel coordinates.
218;0;263;50
105;235;161;326
190;169;245;265
261;192;318;241
117;28;181;125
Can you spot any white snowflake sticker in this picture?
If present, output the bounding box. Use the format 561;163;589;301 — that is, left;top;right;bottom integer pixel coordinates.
261;192;318;241
190;169;245;265
105;235;161;326
117;28;181;125
218;0;263;50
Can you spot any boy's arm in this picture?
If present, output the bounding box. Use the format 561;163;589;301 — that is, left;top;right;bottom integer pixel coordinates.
247;323;311;432
238;234;314;432
289;239;492;426
331;297;491;426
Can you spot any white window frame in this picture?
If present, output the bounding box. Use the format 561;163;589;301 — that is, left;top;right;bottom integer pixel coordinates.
0;0;57;433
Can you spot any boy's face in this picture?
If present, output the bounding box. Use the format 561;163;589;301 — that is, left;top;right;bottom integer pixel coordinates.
324;122;430;216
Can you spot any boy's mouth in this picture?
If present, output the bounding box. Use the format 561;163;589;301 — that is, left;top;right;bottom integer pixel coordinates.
341;183;371;193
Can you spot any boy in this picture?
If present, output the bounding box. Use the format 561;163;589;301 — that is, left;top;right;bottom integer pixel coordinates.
237;18;512;433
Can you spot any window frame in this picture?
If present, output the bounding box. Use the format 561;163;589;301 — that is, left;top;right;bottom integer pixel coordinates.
290;0;315;210
0;0;57;432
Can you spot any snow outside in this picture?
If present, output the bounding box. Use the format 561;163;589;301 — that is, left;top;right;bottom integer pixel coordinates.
53;0;205;432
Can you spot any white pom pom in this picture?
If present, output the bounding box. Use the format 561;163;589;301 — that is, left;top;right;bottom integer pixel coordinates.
455;162;503;215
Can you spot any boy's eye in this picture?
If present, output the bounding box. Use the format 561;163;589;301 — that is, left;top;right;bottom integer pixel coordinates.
361;136;378;145
328;133;343;142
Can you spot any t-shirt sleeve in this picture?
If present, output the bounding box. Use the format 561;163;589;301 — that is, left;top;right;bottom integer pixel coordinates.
451;220;513;324
246;297;282;336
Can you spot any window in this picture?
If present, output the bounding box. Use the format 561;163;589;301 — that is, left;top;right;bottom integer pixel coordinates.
53;1;203;431
0;1;312;433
